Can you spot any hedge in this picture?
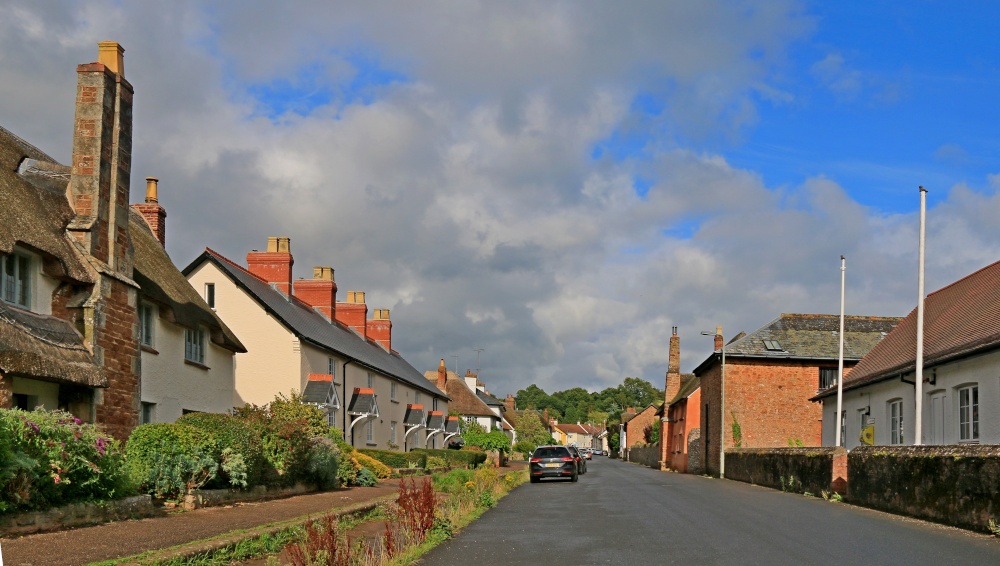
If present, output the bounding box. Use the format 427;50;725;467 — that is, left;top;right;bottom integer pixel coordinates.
357;448;426;469
411;448;487;469
176;412;266;487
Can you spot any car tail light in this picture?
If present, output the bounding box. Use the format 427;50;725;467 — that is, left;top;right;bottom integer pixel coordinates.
561;457;574;462
530;458;541;463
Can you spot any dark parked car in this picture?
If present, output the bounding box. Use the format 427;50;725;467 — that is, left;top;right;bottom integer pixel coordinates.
568;446;587;474
529;445;578;483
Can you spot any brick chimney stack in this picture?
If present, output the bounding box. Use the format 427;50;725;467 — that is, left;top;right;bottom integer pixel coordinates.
335;291;367;338
68;41;133;273
504;394;516;412
246;237;294;295
369;309;392;350
662;326;682;469
714;325;723;352
132;177;167;246
294;266;337;321
437;359;448;390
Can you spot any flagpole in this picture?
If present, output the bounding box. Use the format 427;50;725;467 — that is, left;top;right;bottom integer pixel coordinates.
835;255;846;447
915;187;927;446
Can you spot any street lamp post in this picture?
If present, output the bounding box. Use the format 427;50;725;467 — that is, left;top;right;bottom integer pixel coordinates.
702;327;725;478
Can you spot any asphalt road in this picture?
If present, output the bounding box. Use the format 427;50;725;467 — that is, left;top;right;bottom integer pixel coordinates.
418;456;1000;565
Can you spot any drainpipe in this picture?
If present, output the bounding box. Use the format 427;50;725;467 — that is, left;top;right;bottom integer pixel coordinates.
344;360;353;445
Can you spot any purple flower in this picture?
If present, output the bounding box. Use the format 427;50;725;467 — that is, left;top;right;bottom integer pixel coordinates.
25;421;39;434
94;436;108;456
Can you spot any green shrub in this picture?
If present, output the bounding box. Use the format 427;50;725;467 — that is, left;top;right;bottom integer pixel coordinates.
427;456;449;469
356;467;378;487
233;394;326;486
337;452;360;487
0;409;132;513
177;412;265;487
358;448;425;469
512;441;536;456
306;437;341;490
125;423;219;487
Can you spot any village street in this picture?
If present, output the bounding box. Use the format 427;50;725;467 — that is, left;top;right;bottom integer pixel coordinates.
420;457;1000;565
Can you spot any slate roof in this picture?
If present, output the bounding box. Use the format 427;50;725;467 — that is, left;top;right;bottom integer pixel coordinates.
302;373;338;407
694;313;901;375
404;404;425;427
131;214;244;353
347;388;378;415
185;249;447;399
423;370;495;417
554;423;592;435
815;258;1000;399
426;410;444;430
476;390;504;408
444;416;460;434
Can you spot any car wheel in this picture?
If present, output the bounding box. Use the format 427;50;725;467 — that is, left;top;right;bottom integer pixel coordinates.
530;476;540;483
571;472;578;482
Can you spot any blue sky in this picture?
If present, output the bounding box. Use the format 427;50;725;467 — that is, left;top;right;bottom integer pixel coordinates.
4;1;1000;395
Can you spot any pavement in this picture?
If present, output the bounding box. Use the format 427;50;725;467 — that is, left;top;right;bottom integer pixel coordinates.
0;480;404;566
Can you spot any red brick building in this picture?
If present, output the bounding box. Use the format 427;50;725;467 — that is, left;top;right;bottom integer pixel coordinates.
694;314;900;476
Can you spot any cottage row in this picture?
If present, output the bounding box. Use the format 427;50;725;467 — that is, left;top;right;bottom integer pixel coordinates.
623;262;1000;475
0;43;519;451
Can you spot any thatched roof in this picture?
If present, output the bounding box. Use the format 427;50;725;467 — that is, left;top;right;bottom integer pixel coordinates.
131;213;244;352
0;301;105;387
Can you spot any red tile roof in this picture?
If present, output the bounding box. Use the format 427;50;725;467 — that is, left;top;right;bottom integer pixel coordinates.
818;258;1000;398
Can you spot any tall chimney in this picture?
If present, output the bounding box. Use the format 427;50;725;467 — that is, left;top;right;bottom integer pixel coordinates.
335;290;368;338
68;41;133;273
662;326;682;469
368;308;392;350
504;394;516;413
132;177;167;246
437;359;447;390
294;266;337;320
714;325;723;352
246;237;294;295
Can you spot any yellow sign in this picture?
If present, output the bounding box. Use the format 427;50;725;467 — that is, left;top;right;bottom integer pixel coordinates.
860;425;874;446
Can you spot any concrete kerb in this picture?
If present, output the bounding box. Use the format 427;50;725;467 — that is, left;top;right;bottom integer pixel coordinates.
127;493;398;565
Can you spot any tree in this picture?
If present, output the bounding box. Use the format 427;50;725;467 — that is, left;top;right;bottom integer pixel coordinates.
643;420;660;445
516;410;555;447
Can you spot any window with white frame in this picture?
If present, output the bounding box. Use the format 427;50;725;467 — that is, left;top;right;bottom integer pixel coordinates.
415;391;421;404
390;421;397;444
204;283;215;309
889;399;903;445
366;420;373;443
139;302;154;347
1;252;31;308
328;357;337;380
391;382;397;400
367;372;374;388
959;385;979;442
184;327;205;364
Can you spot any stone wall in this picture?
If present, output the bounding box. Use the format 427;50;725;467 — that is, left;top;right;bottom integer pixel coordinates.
725;447;847;495
0;495;153;537
848;444;1000;532
687;428;703;474
628;445;661;468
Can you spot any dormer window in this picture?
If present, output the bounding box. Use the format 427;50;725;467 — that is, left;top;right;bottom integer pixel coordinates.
1;252;31;308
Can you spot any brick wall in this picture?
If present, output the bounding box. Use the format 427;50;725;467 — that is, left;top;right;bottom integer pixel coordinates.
92;279;140;440
848;445;1000;532
626;406;659;449
701;358;843;476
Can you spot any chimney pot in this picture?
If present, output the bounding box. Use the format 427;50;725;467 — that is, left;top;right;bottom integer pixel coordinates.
97;41;124;76
145;177;158;203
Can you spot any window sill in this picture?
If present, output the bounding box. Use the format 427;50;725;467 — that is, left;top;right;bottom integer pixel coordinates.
366;442;378;447
391;399;399;404
959;440;980;444
141;345;159;355
184;359;210;371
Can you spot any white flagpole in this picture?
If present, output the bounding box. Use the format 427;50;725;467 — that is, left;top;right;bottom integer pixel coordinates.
915;187;927;445
835;255;846;447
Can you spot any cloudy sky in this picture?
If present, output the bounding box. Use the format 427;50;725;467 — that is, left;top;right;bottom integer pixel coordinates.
4;1;1000;397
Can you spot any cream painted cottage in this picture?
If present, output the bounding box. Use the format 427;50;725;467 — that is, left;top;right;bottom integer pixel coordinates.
183;238;449;450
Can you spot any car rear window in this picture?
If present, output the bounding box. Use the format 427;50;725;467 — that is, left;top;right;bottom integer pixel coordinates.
534;447;569;458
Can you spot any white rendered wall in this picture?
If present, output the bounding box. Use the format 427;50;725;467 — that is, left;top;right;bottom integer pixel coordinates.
186;262;300;408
